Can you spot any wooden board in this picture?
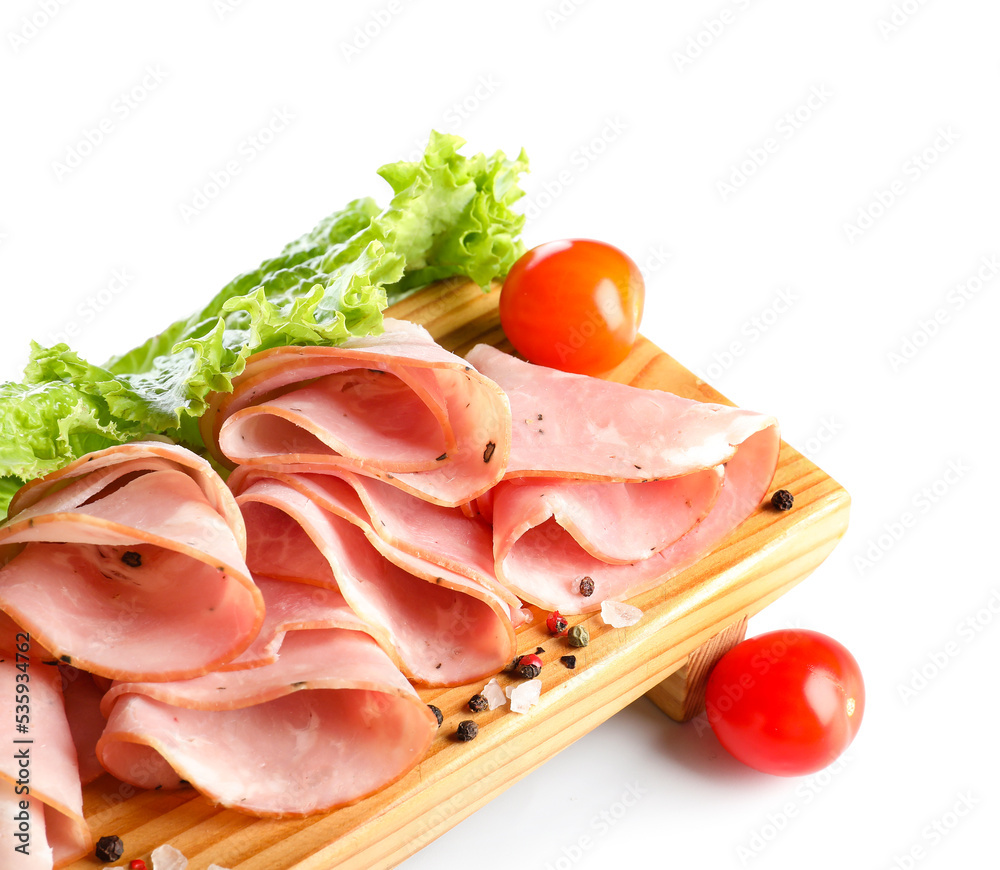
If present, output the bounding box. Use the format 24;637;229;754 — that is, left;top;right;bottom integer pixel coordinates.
66;278;850;869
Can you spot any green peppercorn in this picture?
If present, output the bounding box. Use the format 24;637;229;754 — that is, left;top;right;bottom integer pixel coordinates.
568;625;589;648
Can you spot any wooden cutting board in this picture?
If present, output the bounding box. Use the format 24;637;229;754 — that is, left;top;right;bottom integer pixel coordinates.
65;278;850;870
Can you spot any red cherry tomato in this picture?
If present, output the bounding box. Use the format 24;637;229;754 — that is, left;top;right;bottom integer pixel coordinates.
499;239;645;375
704;629;864;776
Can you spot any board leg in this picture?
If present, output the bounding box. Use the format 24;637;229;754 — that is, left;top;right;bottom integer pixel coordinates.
645;616;749;722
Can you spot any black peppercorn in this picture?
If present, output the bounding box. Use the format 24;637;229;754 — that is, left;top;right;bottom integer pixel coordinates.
560;655;577;669
121;551;142;568
455;720;479;742
517;653;543;679
771;489;794;511
95;835;124;862
579;576;595;597
504;655;523;673
468;693;488;713
427;704;443;727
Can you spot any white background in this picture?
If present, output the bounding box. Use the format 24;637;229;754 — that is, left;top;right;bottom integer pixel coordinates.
2;2;998;868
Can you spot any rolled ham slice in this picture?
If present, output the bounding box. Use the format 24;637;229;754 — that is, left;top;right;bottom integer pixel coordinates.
231;470;518;686
466;345;780;613
97;627;437;818
0;442;263;681
201;319;511;508
1;643;91;868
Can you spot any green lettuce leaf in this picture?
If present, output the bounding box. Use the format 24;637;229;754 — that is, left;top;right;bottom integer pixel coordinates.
0;132;528;517
0;376;137;487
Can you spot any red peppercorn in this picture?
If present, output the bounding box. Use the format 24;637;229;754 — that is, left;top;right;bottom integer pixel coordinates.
130;861;148;870
517;653;543;679
546;611;568;636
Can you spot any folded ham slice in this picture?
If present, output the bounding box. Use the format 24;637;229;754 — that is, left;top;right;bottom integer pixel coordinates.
1;639;91;868
58;665;108;787
97;625;437;818
201;319;511;508
229;465;525;621
221;574;370;670
0;442;263;681
231;469;518;686
466;345;780;613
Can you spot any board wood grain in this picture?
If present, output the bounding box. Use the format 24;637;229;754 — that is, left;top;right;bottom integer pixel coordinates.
64;278;850;870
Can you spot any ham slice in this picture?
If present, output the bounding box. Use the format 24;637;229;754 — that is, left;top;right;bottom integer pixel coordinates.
221;574;369;670
97;626;437;818
201;319;511;508
57;665;107;786
0;442;263;681
231;470;518;686
465;345;780;613
229;465;525;623
0;787;54;870
0;640;91;868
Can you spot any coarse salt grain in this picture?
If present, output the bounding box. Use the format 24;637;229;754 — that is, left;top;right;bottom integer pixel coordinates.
505;679;541;713
481;677;506;710
601;599;642;628
151;844;188;870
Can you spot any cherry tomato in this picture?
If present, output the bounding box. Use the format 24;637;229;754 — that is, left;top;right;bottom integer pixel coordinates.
704;629;864;776
499;239;644;375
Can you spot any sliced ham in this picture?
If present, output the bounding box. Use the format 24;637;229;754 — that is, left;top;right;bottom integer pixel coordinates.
221;574;369;670
465;344;780;613
97;627;437;818
231;471;518;686
0;650;91;867
0;442;263;681
201;319;511;508
57;665;107;786
1;786;55;870
229;465;525;624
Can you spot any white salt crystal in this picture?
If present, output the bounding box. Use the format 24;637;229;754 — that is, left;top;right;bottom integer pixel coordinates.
505;679;541;713
152;844;189;870
601;599;642;628
481;677;506;710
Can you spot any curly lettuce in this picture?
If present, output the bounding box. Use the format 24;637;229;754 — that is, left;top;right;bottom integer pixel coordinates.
0;132;528;516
